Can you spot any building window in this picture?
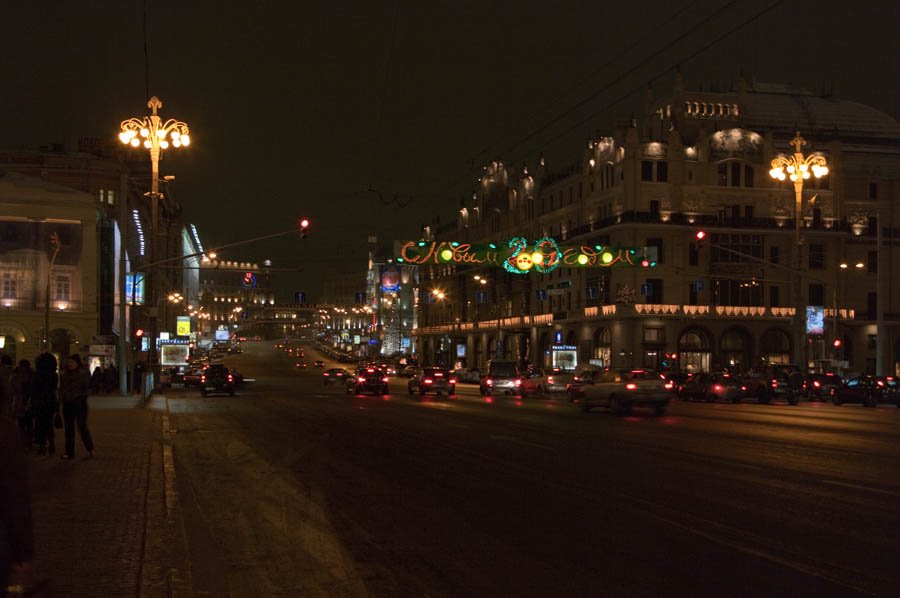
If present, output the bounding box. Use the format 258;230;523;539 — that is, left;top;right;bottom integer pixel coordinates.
643;278;663;304
55;275;70;300
1;273;16;299
867;250;877;273
744;205;754;220
769;286;780;307
646;238;663;264
688;243;699;266
809;284;825;306
808;244;824;269
656;161;668;182
717;163;728;186
730;162;741;187
641;161;653;181
711;234;762;263
744;165;754;187
868;182;878;200
770;246;780;265
867;292;876;320
643;327;664;343
688;281;699;305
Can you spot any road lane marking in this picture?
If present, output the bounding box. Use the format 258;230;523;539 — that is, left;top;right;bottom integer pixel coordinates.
820;479;900;498
489;434;553;451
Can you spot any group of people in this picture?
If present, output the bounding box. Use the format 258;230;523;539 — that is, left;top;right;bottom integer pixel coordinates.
89;364;119;395
0;353;95;460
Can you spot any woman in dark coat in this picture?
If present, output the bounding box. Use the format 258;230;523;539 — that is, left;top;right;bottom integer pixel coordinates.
30;353;59;456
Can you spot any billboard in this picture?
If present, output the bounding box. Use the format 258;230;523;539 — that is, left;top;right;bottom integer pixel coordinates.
161;344;190;366
176;316;191;336
126;273;145;305
806;306;825;336
215;329;231;342
380;265;400;292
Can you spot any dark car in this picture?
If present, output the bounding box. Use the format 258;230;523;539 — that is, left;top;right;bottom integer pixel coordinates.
739;365;803;405
201;364;235;397
677;372;742;403
479;360;524;397
832;375;898;407
408;367;456;398
313;360;325;368
805;373;843;401
183;367;204;387
346;367;389;396
322;368;350;385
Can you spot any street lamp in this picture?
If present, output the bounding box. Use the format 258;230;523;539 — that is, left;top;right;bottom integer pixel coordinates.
769;131;829;370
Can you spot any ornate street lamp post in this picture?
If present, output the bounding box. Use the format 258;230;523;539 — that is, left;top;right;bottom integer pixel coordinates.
119;96;191;390
769;131;829;371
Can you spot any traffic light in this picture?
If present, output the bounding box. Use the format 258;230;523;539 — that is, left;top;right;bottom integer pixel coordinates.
833;339;842;348
135;328;144;337
695;230;707;242
299;217;310;238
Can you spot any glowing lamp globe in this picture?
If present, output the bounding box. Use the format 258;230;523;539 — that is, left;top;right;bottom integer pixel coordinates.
531;252;544;265
577;254;589;265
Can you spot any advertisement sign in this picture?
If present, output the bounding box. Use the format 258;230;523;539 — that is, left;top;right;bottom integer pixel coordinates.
456;343;466;358
89;344;116;357
176;316;191;336
806;306;825;336
125;273;145;305
215;329;231;342
160;344;190;366
380;265;400;292
241;272;258;289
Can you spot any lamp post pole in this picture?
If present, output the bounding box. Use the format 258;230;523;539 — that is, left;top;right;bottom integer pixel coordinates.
43;233;61;352
769;132;829;372
119;96;191;391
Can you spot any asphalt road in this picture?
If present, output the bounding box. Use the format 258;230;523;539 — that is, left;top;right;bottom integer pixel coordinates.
165;341;900;597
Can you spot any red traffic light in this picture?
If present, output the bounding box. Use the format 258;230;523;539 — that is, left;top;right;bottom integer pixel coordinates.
695;230;707;241
135;329;144;337
833;339;842;348
641;258;650;267
299;218;310;229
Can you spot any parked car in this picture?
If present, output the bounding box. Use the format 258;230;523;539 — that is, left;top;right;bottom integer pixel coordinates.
408;367;456;397
399;365;422;379
183;367;204;387
832;375;899;407
479;360;524;397
570;368;672;415
346;367;389;395
805;373;843;401
677;372;742;403
201;364;236;397
521;368;569;396
322;368;350;385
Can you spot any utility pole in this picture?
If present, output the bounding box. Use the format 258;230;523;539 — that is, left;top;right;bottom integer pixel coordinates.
43;232;61;352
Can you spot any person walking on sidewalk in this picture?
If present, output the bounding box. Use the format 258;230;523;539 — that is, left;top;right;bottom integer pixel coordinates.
0;414;34;596
10;360;34;453
30;354;58;457
59;355;94;460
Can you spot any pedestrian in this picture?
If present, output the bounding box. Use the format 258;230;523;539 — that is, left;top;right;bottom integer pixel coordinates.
59;355;94;460
102;365;116;394
10;360;34;452
30;353;59;457
0;354;13;418
90;366;102;395
0;413;34;595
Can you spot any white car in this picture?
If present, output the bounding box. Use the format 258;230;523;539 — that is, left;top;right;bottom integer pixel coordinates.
570;368;673;415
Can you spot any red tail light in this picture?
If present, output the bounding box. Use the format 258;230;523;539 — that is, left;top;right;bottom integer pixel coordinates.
382;377;389;383
514;379;522;387
200;375;206;383
357;377;366;383
573;376;581;382
771;379;779;388
625;382;638;390
664;381;674;390
713;384;723;392
486;378;493;386
323;373;330;376
227;374;234;382
449;378;457;384
547;376;555;384
424;379;434;384
741;385;747;391
813;381;821;388
435;372;443;377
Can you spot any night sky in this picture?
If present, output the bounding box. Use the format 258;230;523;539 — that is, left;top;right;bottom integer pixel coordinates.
3;0;899;300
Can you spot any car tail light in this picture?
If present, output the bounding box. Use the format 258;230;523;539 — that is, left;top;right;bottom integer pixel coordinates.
449;378;457;384
547;376;555;384
486;378;493;386
625;382;638;390
514;379;522;387
435;372;443;377
664;381;674;390
200;375;206;383
573;376;581;382
382;377;389;383
713;384;723;392
323;373;330;376
771;379;778;388
741;385;747;391
813;380;821;388
357;377;366;383
228;374;234;382
424;379;433;384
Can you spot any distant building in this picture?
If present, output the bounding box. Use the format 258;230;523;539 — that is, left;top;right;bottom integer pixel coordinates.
415;76;900;376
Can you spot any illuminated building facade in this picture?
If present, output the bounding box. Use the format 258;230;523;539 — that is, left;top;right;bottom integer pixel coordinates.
415;77;900;376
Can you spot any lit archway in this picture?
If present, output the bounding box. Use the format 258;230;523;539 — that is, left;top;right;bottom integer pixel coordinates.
720;327;753;372
759;328;791;365
678;327;712;373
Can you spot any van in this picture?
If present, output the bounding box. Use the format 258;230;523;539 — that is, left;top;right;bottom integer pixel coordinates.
479;360;524;396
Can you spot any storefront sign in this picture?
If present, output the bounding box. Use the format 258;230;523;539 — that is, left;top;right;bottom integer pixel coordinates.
176;316;191;336
89;344;115;357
